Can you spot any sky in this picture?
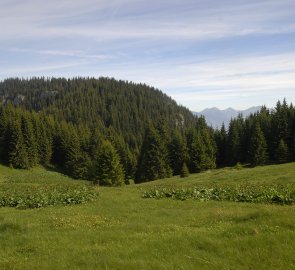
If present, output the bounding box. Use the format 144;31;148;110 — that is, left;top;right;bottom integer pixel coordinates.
1;0;295;111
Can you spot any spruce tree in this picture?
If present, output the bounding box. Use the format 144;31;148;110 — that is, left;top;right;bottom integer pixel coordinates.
248;122;268;166
135;125;172;183
226;120;241;166
6;120;29;169
180;162;189;178
275;139;289;164
187;128;216;173
0;106;8;162
21;114;38;167
215;123;227;167
168;131;187;175
94;140;124;186
39;130;53;166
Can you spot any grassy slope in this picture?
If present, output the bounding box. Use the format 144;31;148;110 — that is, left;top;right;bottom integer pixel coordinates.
0;163;295;269
139;162;295;188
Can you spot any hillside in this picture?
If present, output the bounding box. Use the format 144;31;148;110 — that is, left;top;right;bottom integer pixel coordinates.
0;77;203;181
0;78;294;184
139;162;295;188
0;77;196;150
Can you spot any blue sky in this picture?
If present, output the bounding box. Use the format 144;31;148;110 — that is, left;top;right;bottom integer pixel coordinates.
1;0;295;111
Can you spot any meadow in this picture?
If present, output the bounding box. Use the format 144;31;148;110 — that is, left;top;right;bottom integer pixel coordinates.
1;163;295;269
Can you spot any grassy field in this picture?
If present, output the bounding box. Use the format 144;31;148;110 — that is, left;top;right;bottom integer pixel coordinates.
0;163;295;269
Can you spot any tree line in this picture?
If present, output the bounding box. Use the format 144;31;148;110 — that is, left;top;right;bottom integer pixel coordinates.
0;78;294;185
214;99;295;167
0;103;216;185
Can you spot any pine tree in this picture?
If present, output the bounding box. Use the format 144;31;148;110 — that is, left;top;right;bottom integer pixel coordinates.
6;120;29;169
168;131;187;175
135;125;172;183
180;162;189;178
39;129;53;166
248;122;268;166
0;106;8;162
275;139;289;164
226;120;242;166
21;114;38;167
94;140;124;186
215;123;227;167
187;128;216;173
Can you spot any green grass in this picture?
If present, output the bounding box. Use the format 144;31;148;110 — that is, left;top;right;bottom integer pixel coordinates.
0;163;295;269
0;165;97;209
138;162;295;188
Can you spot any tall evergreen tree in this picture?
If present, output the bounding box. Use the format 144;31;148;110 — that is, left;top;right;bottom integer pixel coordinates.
39;122;53;166
215;123;227;167
168;130;187;175
275;139;289;164
180;162;189;178
6;120;29;169
21;114;38;167
135;125;172;183
187;128;216;173
248;122;268;166
226;120;242;165
94;140;124;186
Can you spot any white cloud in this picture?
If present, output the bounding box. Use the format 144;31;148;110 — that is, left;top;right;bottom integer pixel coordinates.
1;0;294;42
10;48;111;60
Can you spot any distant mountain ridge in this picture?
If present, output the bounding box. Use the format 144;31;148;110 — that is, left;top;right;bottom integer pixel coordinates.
194;106;262;129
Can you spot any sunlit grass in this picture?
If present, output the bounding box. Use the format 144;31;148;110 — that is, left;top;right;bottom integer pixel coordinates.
0;163;295;269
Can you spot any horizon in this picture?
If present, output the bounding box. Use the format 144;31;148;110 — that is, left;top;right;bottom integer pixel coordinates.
1;0;295;111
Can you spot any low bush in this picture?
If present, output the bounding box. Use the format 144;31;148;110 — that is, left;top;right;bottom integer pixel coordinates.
142;184;295;205
0;184;98;209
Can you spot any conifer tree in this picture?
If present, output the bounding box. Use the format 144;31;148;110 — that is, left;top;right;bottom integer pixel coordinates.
215;123;227;167
39;126;53;166
180;162;189;178
21;114;38;167
187;128;216;173
168;131;187;175
6;120;29;169
135;125;172;183
226;120;241;166
248;122;268;166
155;121;173;177
94;140;124;186
0;106;8;162
275;139;289;164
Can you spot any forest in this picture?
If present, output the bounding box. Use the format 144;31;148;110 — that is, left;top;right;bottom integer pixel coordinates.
0;77;294;185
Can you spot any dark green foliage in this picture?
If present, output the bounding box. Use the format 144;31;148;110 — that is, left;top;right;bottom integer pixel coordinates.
226;118;242;165
6;120;29;169
0;77;199;181
0;77;196;152
168;131;187;175
215;100;295;168
0;77;294;181
180;163;189;178
135;125;172;183
94;141;124;186
248;122;268;166
21;114;38;166
215;123;227;167
275;139;289;164
186;127;216;173
34;118;53;166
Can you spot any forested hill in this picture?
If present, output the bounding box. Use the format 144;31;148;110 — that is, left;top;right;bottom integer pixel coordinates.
0;77;210;183
0;78;294;186
0;77;196;149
